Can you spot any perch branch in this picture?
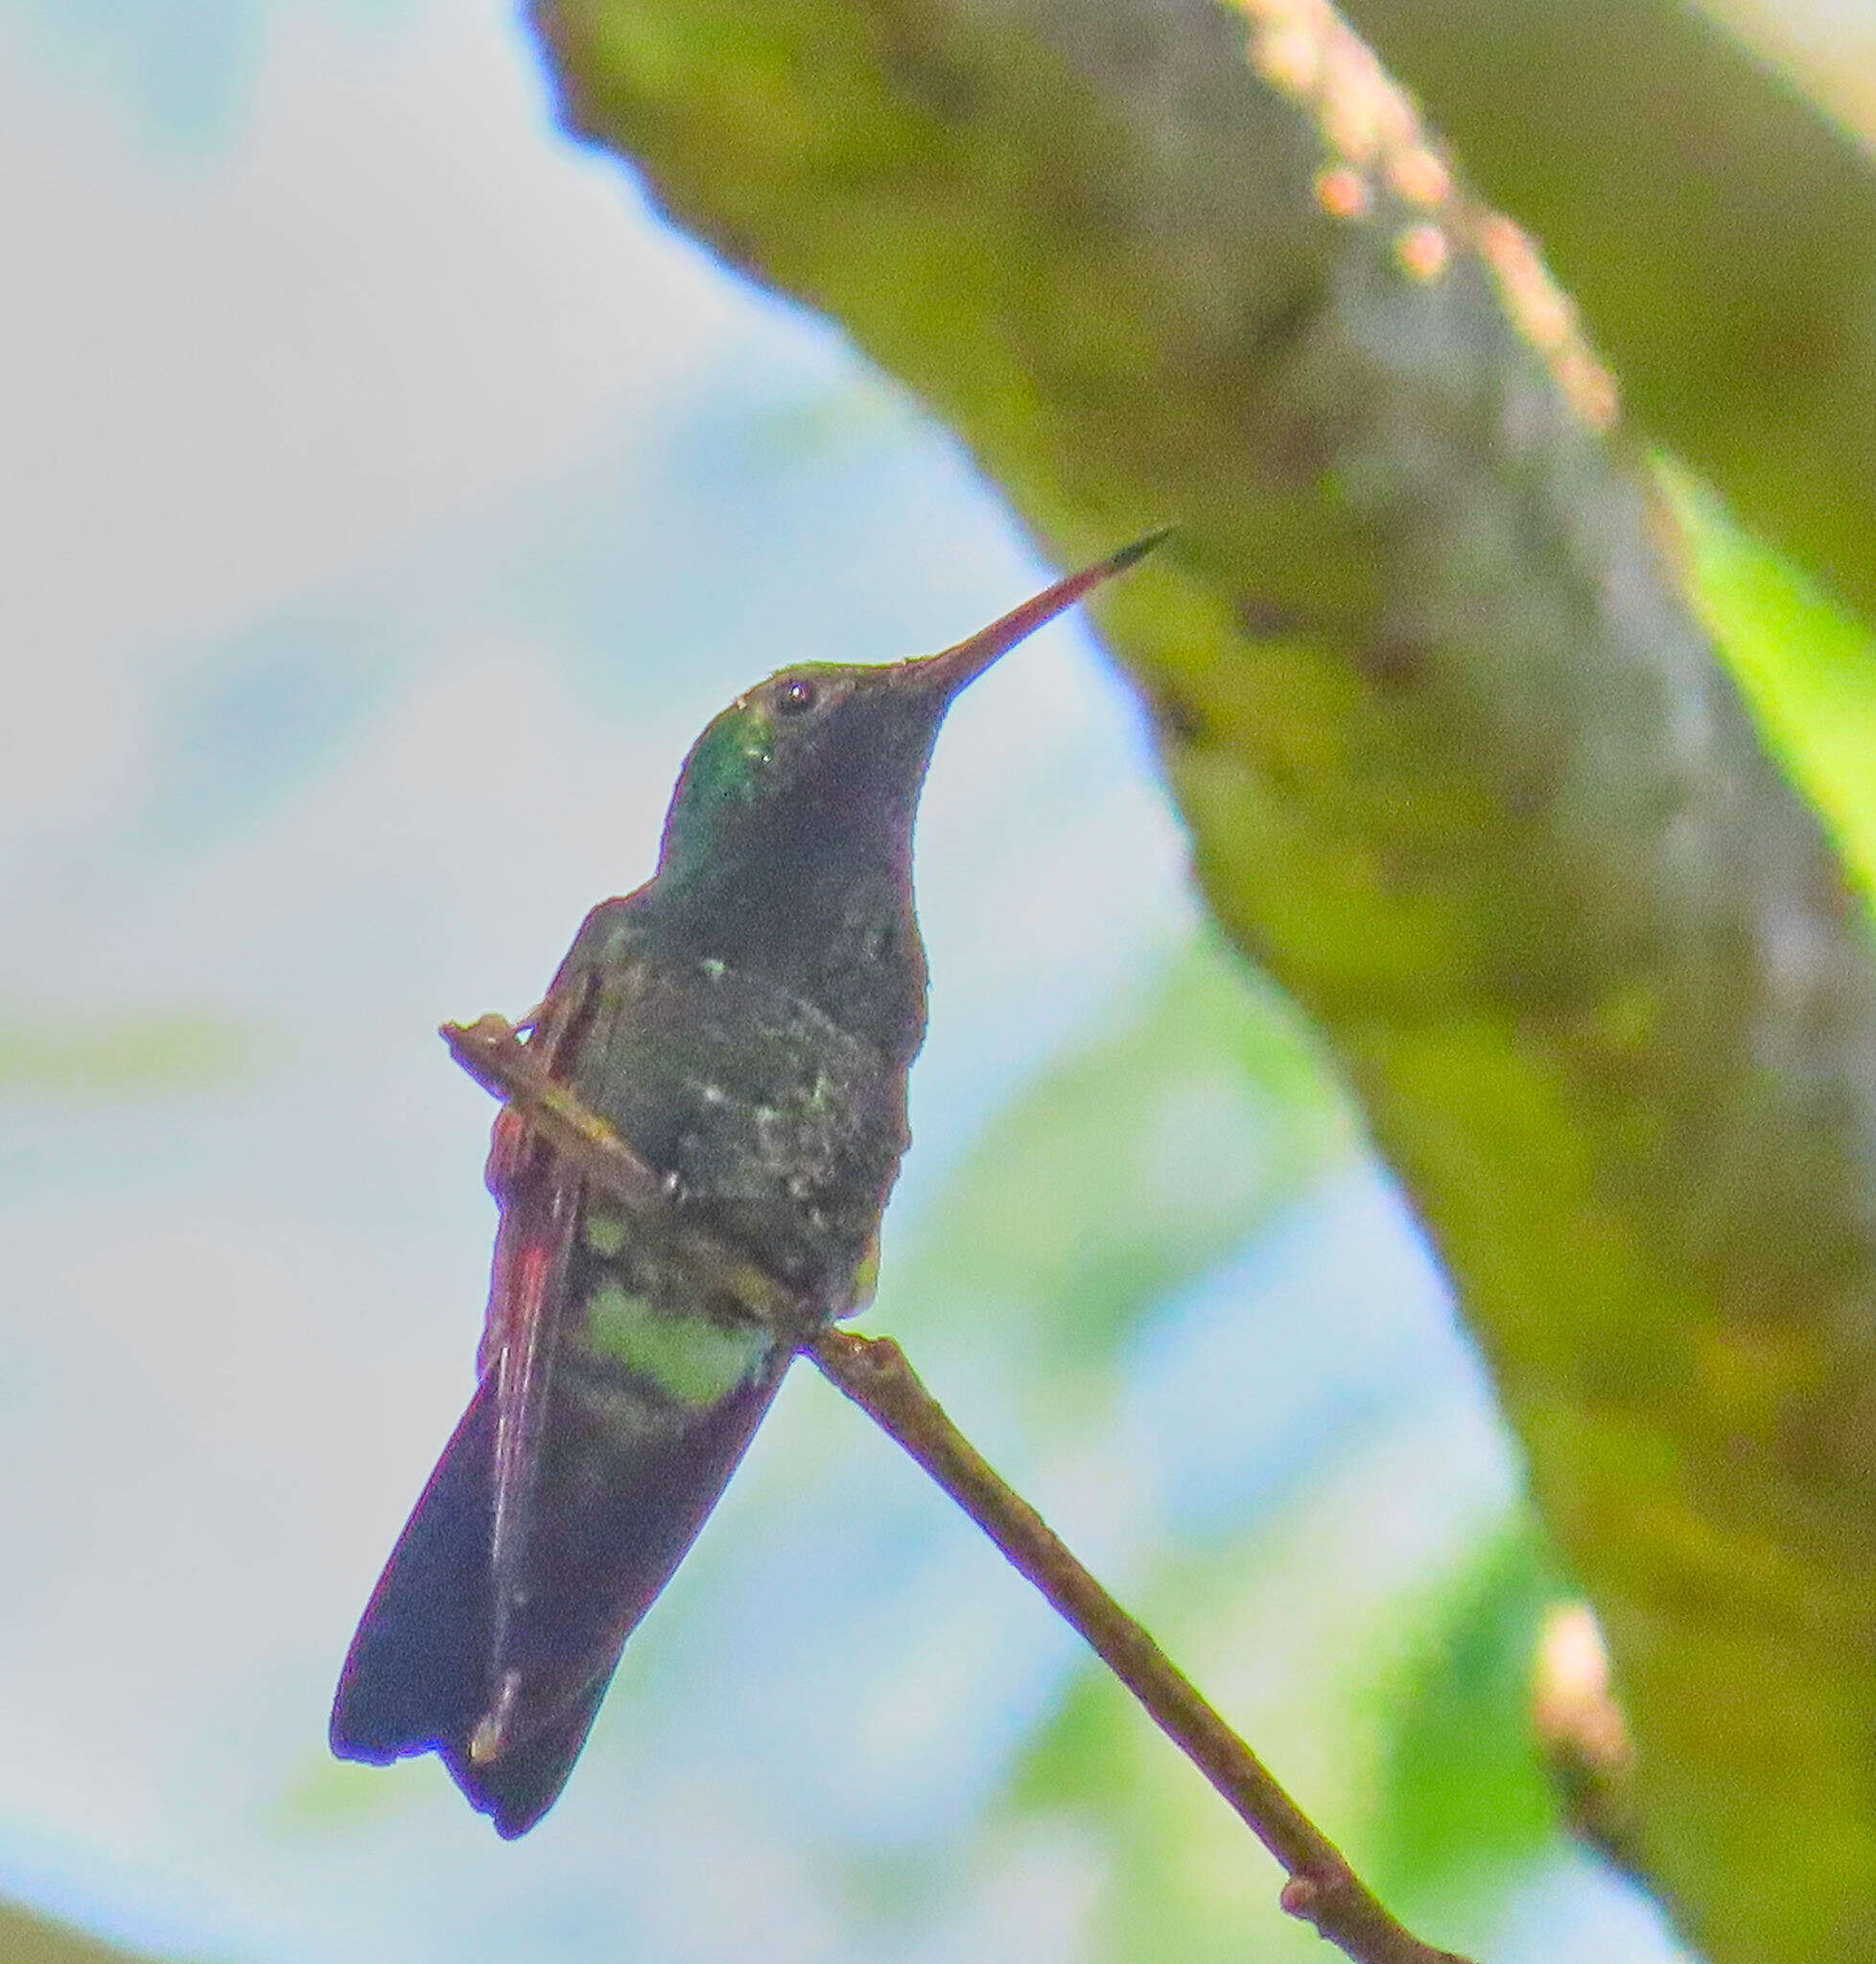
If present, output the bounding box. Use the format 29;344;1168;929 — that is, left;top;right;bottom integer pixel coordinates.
441;1012;1473;1964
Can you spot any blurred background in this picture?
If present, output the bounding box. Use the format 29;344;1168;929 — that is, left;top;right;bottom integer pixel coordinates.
2;3;1871;1959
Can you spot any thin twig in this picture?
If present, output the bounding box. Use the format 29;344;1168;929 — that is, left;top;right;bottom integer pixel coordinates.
441;1012;1474;1964
808;1329;1471;1964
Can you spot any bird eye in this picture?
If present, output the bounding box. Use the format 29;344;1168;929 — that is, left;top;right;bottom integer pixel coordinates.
776;677;819;716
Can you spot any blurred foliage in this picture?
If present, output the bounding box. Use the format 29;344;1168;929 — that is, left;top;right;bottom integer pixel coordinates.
0;1900;188;1964
1664;465;1876;895
984;1510;1582;1962
999;1534;1296;1964
0;1009;270;1100
885;932;1355;1416
1369;1521;1570;1917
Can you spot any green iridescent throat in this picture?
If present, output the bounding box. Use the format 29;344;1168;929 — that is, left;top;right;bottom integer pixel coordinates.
661;704;773;877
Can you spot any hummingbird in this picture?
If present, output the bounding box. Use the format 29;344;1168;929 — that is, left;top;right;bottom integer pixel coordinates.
329;533;1164;1835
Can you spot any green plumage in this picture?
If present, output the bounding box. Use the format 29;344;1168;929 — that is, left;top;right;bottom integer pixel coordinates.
330;535;1163;1834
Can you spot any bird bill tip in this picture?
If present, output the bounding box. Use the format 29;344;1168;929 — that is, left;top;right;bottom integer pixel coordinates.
915;524;1174;692
1094;525;1176;578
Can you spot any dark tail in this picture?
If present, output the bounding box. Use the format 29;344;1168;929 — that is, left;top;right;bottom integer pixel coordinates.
331;1360;788;1836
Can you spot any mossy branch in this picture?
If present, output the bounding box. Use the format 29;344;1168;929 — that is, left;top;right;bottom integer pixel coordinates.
442;1013;1471;1964
1338;0;1876;625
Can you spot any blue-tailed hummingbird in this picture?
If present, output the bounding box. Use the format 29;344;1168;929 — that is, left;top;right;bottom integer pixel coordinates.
329;534;1164;1835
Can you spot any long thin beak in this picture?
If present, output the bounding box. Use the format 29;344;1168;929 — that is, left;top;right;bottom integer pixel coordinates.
907;527;1171;699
